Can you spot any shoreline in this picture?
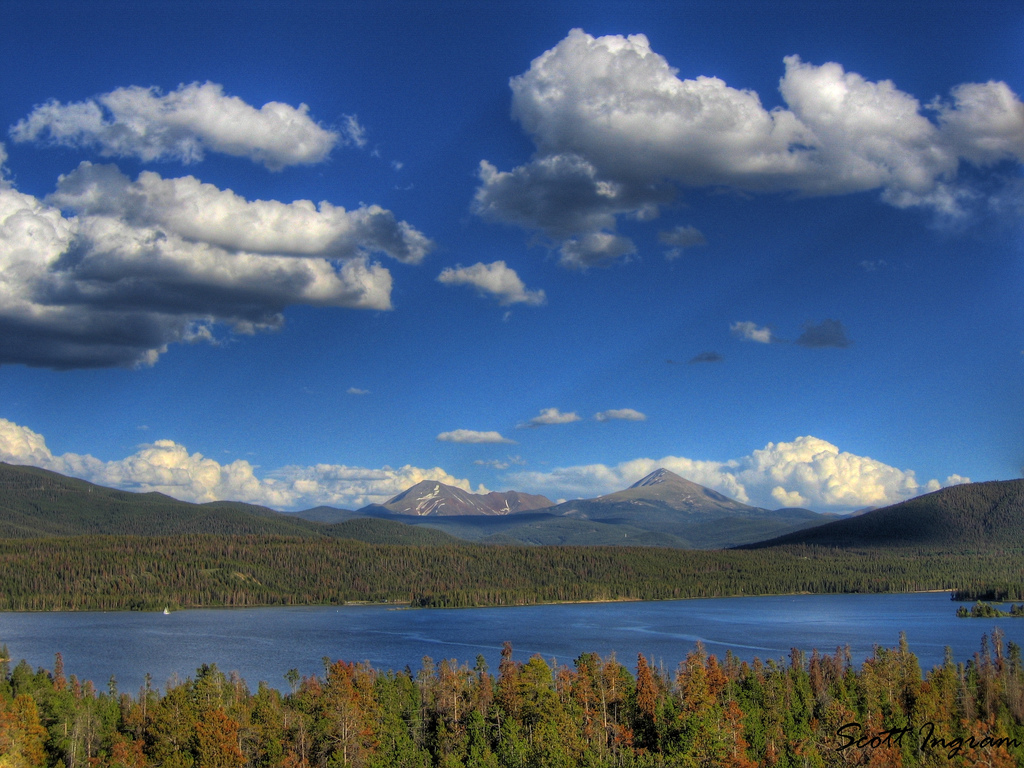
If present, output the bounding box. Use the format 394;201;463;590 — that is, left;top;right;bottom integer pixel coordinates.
0;588;957;614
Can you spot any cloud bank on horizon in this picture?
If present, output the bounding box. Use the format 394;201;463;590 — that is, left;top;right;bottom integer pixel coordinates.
0;417;485;510
474;29;1024;267
0;418;968;512
507;435;971;510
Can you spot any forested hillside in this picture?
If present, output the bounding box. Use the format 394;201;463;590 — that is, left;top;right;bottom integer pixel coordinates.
0;535;1021;611
1;632;1021;767
743;479;1024;550
324;518;463;545
0;463;323;538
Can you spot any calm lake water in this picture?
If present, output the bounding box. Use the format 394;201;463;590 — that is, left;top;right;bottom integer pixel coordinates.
1;593;1019;694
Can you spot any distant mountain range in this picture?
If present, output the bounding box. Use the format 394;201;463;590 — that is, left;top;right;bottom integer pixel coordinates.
4;460;1022;553
286;468;835;548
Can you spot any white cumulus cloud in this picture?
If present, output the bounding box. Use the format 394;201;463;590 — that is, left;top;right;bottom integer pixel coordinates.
731;321;775;344
771;487;808;507
518;408;582;428
0;153;435;368
925;474;972;492
558;231;636;269
50;162;432;264
437;429;516;444
437;260;545;305
475;29;1024;258
0;418;485;510
11;82;339;170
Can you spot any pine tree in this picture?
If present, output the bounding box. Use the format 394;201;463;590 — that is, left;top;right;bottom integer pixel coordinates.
0;694;48;768
195;709;245;768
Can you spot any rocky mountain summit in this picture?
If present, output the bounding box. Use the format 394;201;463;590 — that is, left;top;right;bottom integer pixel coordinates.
560;468;762;516
366;480;553;517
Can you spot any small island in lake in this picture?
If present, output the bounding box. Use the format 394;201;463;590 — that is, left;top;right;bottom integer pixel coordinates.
957;601;1024;618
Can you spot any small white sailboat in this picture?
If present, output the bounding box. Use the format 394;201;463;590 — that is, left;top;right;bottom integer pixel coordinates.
162;607;170;615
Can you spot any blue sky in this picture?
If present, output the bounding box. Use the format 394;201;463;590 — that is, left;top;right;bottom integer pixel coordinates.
1;0;1022;512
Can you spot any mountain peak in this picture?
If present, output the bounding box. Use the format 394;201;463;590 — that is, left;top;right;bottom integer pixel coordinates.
384;481;461;515
394;480;443;500
376;480;552;517
586;467;757;513
629;468;682;489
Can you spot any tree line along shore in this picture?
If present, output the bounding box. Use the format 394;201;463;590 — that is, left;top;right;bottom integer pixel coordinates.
0;535;1021;612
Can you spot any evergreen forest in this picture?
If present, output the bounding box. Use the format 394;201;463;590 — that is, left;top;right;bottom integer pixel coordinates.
0;535;1022;611
1;632;1022;767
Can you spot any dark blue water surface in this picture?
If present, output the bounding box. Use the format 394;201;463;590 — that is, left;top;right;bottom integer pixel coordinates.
1;593;1018;694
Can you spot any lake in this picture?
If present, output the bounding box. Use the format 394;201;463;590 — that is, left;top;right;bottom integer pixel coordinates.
1;592;1019;694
